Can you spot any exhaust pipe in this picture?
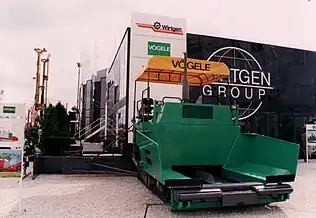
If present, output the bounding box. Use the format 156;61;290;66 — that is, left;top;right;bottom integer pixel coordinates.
182;52;189;102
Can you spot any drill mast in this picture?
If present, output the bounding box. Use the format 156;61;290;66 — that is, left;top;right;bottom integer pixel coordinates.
32;48;50;127
41;54;51;108
34;48;47;108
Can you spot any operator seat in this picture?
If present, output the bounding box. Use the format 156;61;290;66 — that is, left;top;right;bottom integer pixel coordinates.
139;98;154;122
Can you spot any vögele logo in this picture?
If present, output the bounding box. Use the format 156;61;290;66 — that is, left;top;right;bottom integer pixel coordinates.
171;59;211;71
3;106;16;114
202;47;273;121
148;41;171;56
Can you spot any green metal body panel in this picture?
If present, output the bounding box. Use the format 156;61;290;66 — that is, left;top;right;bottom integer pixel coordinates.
133;102;299;211
222;133;299;183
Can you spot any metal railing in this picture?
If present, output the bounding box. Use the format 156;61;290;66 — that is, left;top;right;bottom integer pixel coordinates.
74;115;117;140
85;120;106;140
74;115;105;138
76;97;127;140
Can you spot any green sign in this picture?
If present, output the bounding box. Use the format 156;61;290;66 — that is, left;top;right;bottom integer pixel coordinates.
3;106;16;114
147;41;171;56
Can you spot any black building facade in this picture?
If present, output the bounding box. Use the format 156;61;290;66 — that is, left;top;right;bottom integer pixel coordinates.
80;28;316;155
187;33;316;145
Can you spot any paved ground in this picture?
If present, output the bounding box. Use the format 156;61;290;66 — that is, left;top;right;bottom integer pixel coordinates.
0;172;20;178
0;160;315;218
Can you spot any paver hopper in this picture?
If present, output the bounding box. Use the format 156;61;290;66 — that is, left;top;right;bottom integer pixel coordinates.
132;55;299;211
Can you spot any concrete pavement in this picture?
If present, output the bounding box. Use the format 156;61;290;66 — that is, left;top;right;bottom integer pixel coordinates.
0;160;315;218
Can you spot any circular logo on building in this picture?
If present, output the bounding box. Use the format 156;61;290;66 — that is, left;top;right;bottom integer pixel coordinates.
153;22;161;30
202;47;273;120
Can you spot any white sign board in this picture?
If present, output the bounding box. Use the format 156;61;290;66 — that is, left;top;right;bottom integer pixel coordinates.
128;12;187;143
0;103;25;178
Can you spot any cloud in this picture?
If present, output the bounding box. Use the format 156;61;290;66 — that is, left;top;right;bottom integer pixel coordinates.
1;0;316;109
4;2;53;31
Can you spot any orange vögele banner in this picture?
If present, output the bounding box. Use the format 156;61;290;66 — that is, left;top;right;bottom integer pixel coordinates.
136;56;230;86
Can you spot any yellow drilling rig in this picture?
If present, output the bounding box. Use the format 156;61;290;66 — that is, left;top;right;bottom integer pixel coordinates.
30;48;51;127
41;53;51;109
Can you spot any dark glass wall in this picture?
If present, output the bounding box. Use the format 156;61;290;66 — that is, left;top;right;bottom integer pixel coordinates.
106;81;116;138
106;28;131;146
187;33;316;147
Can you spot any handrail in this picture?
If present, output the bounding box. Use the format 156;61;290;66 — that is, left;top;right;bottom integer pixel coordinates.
87;119;106;133
79;117;117;140
81;118;108;139
74;103;119;138
74;115;106;137
84;116;118;140
74;114;116;138
85;123;107;140
84;118;106;136
75;96;127;139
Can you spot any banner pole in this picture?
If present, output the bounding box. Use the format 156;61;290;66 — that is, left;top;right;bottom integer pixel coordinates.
306;133;309;164
18;169;23;214
306;125;309;164
306;142;309;163
18;111;25;214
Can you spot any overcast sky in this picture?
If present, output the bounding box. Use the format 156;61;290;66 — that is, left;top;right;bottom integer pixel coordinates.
1;0;315;109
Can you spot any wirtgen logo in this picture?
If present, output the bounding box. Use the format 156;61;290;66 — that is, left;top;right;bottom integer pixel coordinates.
202;47;274;121
136;21;183;35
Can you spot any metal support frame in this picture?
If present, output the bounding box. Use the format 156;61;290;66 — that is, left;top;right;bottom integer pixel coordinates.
31;153;137;179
